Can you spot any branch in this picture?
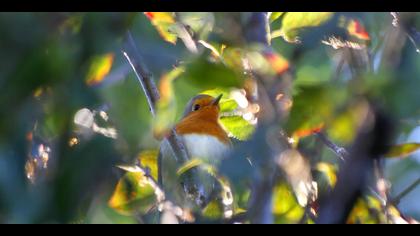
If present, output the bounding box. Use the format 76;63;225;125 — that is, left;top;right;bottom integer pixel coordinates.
243;12;293;224
315;132;348;161
390;177;420;206
122;32;160;116
316;105;394;224
122;31;206;207
117;164;193;223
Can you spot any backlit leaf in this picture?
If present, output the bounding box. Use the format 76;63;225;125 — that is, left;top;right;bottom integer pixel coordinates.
279;12;334;43
346;19;370;41
269;12;284;23
315;162;337;187
263;51;290;75
293;123;324;139
144;12;177;44
272;183;304;223
137;150;159;180
384;143;420;158
108;171;157;216
220;116;255;141
86;53;114;86
153;67;184;139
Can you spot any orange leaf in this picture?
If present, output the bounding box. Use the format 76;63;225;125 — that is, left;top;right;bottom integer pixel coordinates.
347;19;370;41
293;123;324;138
264;51;290;75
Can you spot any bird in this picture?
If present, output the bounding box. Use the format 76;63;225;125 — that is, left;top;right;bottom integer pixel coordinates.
158;94;232;207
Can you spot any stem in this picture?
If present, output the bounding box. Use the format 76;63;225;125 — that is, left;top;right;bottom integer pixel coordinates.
316;132;348;161
122;32;160;116
390;177;420;206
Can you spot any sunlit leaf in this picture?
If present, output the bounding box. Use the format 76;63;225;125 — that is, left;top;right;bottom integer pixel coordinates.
153;67;185;139
315;162;337;187
200;88;238;113
384;143;420;158
272;183;305;223
177;159;204;176
269;12;284;23
220;116;255;141
144;12;177;44
286;85;336;137
327;101;370;145
346;19;370;41
108;171;157;216
137;150;159;180
278;12;334;43
293;123;324;139
347;196;385;224
263;51;290;75
86;53;114;86
202;199;224;219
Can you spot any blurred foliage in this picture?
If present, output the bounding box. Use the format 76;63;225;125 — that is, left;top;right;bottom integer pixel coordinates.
1;12;420;224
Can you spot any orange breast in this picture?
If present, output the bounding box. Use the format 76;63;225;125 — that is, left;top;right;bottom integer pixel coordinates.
175;109;231;145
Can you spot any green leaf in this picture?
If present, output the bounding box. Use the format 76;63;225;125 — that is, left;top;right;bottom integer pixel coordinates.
183;58;242;89
202;199;224;219
108;171;157;216
269;12;284;23
385;143;420;158
200;88;238;112
220;116;255;141
279;12;334;43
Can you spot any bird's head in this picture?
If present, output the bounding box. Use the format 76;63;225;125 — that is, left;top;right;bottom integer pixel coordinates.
182;94;223;121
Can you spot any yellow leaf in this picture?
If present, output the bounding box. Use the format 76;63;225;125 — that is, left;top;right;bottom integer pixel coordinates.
384;143;420;158
153;67;184;139
86;53;114;86
108;171;156;216
144;12;177;44
315;162;337;187
137;150;159;180
177;159;204;176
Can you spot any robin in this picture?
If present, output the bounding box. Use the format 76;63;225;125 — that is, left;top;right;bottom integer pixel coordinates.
158;94;232;207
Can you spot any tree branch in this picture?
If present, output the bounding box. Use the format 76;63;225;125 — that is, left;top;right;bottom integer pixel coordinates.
390;177;420;206
315;132;348;161
316;106;394;224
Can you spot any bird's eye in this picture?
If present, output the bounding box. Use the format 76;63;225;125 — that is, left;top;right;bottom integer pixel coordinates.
192;104;200;111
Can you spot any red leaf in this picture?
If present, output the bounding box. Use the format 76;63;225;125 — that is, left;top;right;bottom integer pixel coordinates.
347;19;370;41
263;51;290;75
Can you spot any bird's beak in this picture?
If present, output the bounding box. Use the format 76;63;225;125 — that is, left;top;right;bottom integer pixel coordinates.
211;94;223;106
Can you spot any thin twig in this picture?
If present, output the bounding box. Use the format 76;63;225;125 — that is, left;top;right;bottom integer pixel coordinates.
315;132;348;161
390;177;420;206
122;32;160;116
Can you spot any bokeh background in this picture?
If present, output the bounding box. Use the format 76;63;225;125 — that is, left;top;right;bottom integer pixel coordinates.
0;12;419;223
